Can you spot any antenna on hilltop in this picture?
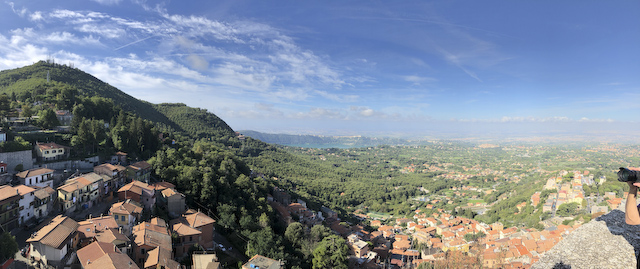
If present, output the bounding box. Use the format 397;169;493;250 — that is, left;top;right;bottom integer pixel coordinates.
47;71;50;83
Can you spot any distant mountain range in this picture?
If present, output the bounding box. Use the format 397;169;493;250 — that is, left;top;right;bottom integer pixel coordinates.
238;130;427;148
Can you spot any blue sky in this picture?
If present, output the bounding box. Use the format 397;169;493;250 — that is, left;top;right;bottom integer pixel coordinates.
1;1;639;138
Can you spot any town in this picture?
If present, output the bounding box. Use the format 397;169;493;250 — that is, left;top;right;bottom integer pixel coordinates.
0;61;636;268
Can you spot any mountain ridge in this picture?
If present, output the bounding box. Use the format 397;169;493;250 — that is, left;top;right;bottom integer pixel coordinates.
0;61;236;139
239;129;424;148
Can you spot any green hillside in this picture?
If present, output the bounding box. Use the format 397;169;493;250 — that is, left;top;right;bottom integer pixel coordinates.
0;61;172;124
0;61;237;140
0;61;352;267
154;103;235;139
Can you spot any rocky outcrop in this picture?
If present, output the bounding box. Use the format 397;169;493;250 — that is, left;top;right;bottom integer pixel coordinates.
532;210;640;269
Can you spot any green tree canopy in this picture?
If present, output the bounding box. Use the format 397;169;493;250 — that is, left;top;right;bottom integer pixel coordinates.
312;235;348;269
0;231;18;262
37;108;60;129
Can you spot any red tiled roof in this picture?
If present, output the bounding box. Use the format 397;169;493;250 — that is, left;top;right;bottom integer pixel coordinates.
0;185;19;201
26;215;78;249
16;168;54;178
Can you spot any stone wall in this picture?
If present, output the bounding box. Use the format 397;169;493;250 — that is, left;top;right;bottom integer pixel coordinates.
33;156;100;171
533;210;640;269
0;150;33;173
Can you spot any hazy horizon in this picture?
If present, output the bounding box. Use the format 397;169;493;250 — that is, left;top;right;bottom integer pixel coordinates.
1;1;638;138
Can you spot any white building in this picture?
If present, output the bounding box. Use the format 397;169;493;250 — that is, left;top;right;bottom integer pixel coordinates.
16;168;55;188
15;185;36;225
26;215;78;268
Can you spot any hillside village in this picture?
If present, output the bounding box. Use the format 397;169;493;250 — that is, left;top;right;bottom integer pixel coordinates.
0;62;635;269
0;120;628;269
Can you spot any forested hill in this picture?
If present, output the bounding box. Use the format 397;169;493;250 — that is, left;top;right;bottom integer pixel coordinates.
0;61;174;124
239;130;415;148
0;61;236;139
154;103;235;139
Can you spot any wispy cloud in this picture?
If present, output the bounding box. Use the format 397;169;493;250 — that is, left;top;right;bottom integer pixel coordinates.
403;75;437;85
90;0;122;6
7;2;27;17
314;90;358;103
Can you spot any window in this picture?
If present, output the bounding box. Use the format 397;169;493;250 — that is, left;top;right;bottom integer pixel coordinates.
121;215;125;221
189;236;192;242
141;249;145;254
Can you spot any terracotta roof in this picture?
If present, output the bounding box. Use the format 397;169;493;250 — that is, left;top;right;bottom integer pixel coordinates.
80;173;108;184
129;161;151;171
0;185;19;201
118;180;153;194
133;222;169;235
172;223;202;237
86;252;139;269
16;168;54;178
393;239;411;250
15;185;36;196
144;247;180;269
149;217;167;227
161;188;181;198
34;186;56;200
78;216;119;239
77;241;119;267
95;163;126;172
132;229;171;250
110;200;143;216
185;211;215;227
36;142;69;150
94;228;130;244
192;253;220;269
58;180;86;193
449;239;466;247
152;181;175;191
26;215;79;249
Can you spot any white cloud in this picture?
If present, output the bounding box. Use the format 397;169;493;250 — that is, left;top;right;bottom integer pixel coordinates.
49;9;85;19
403;75;437;85
77;24;125;39
7;2;27;17
314;90;358;102
90;0;122;6
186;55;208;70
29;11;43;21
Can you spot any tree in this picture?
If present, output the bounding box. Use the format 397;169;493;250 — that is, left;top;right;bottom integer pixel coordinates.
21;103;33;118
312;235;348;269
37;109;60;129
0;231;18;262
217;203;237;230
0;95;9;118
310;225;332;243
556;202;579;217
285;222;304;247
246;227;284;260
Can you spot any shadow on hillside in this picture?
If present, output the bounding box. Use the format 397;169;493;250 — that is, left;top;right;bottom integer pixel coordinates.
597;209;640;269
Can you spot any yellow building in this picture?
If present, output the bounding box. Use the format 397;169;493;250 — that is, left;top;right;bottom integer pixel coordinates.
35;142;69;161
